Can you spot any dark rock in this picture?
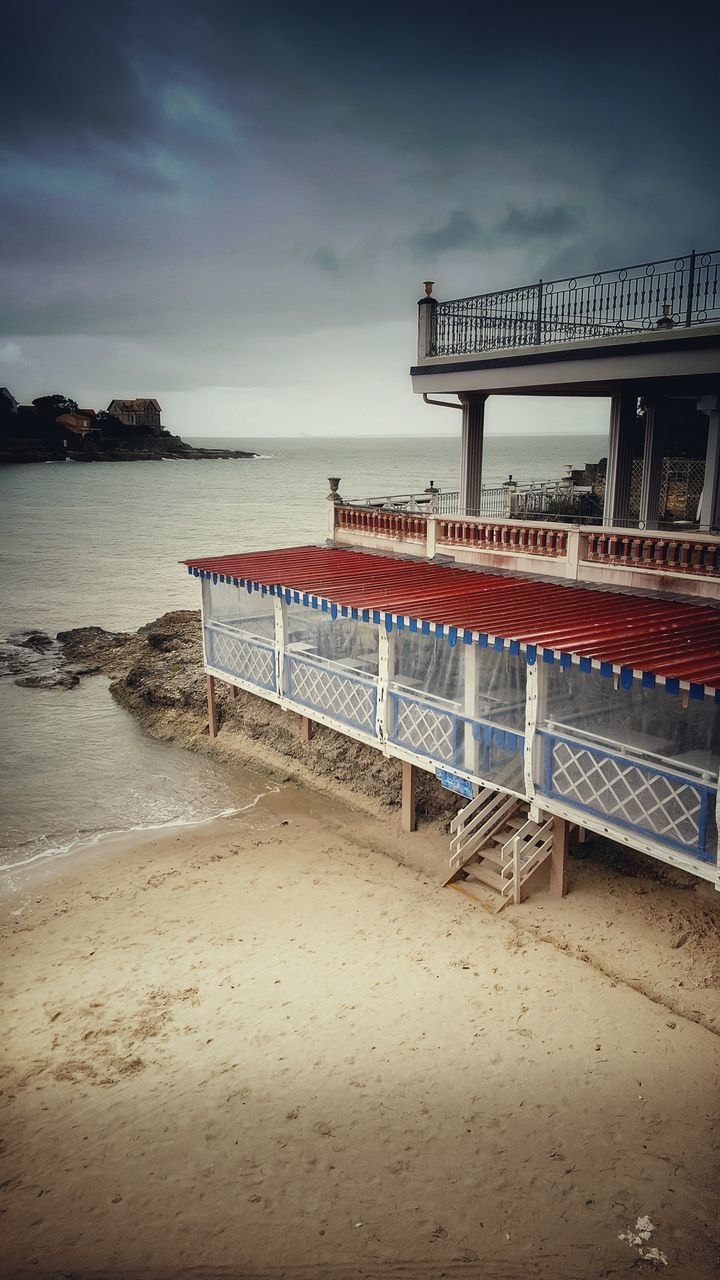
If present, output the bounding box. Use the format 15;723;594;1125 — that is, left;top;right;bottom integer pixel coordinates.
12;630;54;652
16;671;80;690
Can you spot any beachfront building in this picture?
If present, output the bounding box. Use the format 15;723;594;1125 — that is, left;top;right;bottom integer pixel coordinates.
184;247;720;908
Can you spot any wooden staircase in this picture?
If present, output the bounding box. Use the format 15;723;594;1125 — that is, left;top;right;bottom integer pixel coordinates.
448;786;554;911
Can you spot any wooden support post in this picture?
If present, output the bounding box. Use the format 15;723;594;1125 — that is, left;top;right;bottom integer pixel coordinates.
401;762;417;833
299;715;314;743
230;683;238;701
207;674;218;741
550;815;569;898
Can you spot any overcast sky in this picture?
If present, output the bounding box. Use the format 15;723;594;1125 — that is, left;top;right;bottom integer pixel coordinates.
1;1;718;438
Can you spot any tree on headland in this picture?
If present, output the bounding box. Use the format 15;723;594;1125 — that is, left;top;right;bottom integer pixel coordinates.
32;394;79;419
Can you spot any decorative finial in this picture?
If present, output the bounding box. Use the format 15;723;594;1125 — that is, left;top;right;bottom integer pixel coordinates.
327;476;342;502
423;281;435;297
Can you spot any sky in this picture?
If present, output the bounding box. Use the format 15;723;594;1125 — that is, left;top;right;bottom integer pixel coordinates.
1;0;718;438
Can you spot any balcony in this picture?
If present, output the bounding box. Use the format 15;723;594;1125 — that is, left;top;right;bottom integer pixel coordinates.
329;494;720;601
417;248;720;363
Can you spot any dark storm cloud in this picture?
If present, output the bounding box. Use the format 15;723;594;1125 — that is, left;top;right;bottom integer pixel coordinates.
1;0;718;428
408;205;583;256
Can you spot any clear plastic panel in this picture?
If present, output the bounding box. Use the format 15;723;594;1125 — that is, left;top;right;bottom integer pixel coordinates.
284;603;378;676
543;664;720;778
202;578;275;642
540;664;719;861
389;630;526;791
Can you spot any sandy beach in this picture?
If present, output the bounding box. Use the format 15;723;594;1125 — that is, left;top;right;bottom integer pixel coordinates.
2;773;719;1280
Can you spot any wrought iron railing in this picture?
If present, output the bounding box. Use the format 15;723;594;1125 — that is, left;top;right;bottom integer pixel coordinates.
340;480;602;524
426;248;720;358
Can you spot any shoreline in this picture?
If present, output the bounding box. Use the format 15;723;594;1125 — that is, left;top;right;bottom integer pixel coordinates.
2;779;719;1278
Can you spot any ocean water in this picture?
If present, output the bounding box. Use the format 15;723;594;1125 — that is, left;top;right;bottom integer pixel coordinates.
0;432;606;876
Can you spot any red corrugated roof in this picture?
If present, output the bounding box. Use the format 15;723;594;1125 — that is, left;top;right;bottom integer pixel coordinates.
183;545;720;690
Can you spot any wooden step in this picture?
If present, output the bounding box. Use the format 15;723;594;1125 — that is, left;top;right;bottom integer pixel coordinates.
468;845;504;868
464;862;506;892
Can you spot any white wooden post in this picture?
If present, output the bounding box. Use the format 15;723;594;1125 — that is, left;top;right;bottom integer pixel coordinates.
463;640;479;776
376;625;393;742
274;595;286;697
523;657;542;801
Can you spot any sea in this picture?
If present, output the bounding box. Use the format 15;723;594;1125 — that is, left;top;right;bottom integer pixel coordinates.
0;432;606;883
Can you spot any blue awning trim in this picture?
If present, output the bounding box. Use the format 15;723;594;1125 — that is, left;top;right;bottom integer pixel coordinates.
191;574;718;698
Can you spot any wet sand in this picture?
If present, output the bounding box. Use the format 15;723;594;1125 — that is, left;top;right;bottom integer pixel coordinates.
1;781;719;1279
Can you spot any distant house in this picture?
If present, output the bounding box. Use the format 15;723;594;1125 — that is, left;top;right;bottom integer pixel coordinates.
107;398;162;434
56;412;100;439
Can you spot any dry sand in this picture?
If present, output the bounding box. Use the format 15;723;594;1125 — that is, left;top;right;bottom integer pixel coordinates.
1;778;719;1279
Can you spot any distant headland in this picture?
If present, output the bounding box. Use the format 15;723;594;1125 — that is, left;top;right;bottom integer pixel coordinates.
0;388;256;464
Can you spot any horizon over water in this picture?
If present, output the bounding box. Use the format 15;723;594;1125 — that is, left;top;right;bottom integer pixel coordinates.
0;431;607;879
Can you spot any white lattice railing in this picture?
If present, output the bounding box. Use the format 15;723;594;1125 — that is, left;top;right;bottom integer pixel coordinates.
286;655;377;734
388;689;525;783
204;624;276;691
538;729;717;862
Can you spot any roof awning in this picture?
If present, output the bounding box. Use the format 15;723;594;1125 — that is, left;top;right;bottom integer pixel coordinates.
183;545;720;695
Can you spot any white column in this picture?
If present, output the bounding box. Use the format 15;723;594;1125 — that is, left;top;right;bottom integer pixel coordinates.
698;397;720;532
638;402;664;529
376;626;393;741
603;391;637;526
273;596;285;697
523;659;539;802
463;642;479;777
459;395;487;517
